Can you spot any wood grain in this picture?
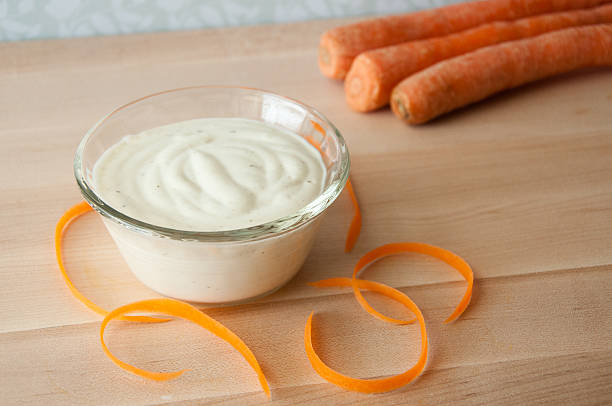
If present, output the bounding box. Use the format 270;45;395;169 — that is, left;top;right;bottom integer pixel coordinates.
0;18;611;405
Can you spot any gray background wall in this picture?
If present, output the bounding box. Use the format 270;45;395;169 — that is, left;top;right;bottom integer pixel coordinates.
0;0;463;41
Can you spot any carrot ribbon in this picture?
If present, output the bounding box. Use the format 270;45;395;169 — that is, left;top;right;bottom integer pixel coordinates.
343;179;362;253
55;201;167;323
304;242;473;393
308;119;361;253
100;298;270;396
305;277;427;393
351;243;473;325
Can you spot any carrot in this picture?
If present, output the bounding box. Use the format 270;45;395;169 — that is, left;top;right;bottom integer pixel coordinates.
305;135;324;155
309;119;326;139
55;201;168;323
305;277;427;393
350;243;474;325
319;0;610;79
344;178;362;253
391;24;612;124
346;4;612;112
307;119;362;253
101;298;270;396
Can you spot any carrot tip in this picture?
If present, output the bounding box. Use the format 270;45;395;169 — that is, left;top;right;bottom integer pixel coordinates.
346;76;362;98
319;45;330;65
162;369;189;380
395;98;408;118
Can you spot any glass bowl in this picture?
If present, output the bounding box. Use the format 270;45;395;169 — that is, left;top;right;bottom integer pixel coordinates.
74;86;349;303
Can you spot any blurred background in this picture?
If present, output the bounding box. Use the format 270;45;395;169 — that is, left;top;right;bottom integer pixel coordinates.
0;0;463;41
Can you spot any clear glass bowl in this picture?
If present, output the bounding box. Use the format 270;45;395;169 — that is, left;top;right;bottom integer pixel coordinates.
74;86;350;303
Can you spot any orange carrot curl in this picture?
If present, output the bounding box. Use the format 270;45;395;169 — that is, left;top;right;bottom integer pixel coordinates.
319;0;609;79
392;24;612;124
307;119;362;253
55;201;168;323
305;278;427;393
345;4;612;112
344;178;362;252
350;243;474;325
305;243;473;393
100;298;270;396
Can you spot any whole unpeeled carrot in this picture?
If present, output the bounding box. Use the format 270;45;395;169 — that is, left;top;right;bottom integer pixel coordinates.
346;5;612;112
319;0;610;80
390;24;612;124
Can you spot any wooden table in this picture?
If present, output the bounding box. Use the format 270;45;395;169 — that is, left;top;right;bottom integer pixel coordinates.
1;18;611;405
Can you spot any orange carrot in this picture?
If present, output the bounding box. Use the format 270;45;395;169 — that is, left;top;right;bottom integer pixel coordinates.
305;136;324;154
344;178;362;253
101;298;270;396
319;0;610;79
350;243;474;325
346;4;612;112
391;24;612;124
305;278;427;393
307;119;362;253
55;201;168;323
309;119;326;139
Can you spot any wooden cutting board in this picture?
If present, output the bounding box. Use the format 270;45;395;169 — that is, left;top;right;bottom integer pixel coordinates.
1;18;611;405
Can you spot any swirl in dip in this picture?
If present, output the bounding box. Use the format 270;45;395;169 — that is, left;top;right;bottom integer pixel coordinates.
93;118;327;231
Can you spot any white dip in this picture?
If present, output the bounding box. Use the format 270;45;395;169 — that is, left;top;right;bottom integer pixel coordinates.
93;118;326;231
92;117;329;303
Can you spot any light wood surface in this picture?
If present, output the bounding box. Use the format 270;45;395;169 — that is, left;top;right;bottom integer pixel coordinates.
1;18;611;406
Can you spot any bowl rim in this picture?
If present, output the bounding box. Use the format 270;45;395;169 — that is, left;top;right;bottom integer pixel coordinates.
74;85;350;242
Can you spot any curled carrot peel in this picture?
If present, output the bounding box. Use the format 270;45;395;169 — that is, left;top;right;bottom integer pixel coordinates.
307;120;326;155
305;136;324;154
55;201;167;323
306;120;362;253
310;120;326;140
305;277;427;393
344;178;361;253
101;298;270;396
352;243;473;325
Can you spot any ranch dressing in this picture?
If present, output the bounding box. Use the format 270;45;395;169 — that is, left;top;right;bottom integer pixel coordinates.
93;118;326;231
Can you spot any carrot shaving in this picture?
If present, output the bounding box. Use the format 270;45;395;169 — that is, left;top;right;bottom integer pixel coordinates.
55;201;168;323
306;120;362;253
310;119;325;136
305;277;427;393
344;178;361;253
100;298;270;396
306;120;326;154
352;243;473;325
305;136;323;154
